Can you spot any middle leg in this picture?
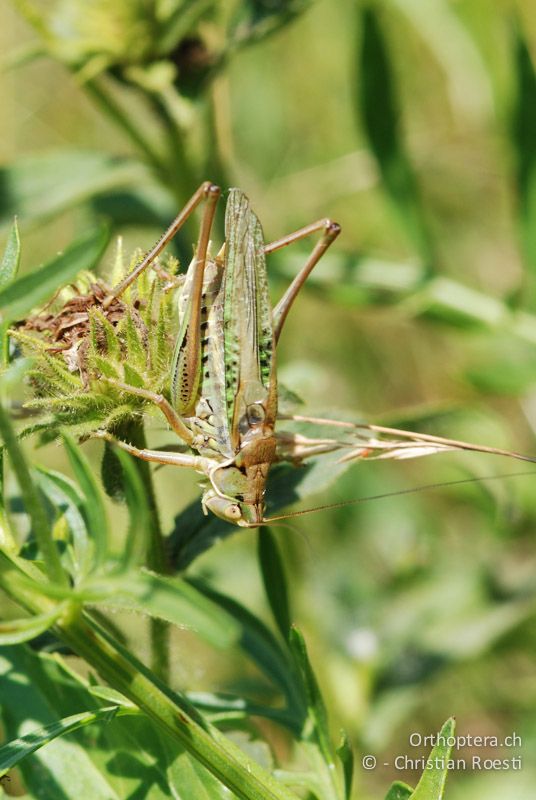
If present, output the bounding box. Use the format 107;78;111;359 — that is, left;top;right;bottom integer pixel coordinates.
103;378;195;446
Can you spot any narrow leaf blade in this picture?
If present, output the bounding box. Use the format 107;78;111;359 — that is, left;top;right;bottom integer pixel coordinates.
89;570;241;650
62;434;109;567
258;527;291;641
289;627;332;759
513;24;536;302
358;6;433;265
0;225;109;323
385;782;413;800
410;718;455;800
0;706;130;777
191;579;302;711
336;732;354;800
0;150;146;225
0;220;21;289
114;449;151;569
0;606;63;646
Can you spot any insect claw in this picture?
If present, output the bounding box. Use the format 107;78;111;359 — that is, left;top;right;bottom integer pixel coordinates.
326;220;341;240
204;183;221;199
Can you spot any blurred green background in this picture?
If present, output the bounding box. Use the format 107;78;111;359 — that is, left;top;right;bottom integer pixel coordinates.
2;1;536;797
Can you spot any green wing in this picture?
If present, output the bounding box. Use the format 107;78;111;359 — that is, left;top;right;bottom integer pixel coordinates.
223;189;276;450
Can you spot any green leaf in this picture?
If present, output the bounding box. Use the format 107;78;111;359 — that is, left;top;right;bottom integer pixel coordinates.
0;225;110;323
62;434;109;568
385;782;413;800
100;438;126;501
90;184;175;231
0;644;249;800
464;348;536;396
0;645;124;798
0;606;63;645
35;467;92;580
92;355;120;380
0;448;6;541
289;627;332;759
87;685;137;709
258;527;291;641
91;308;121;358
512;24;536;302
358;6;434;266
0;220;21;369
0;403;66;585
164;741;239;800
157;0;220;57
191;579;302;716
0;705;137;777
0;220;21;290
229;0;314;49
86;570;240;650
336;732;354;800
123;362;145;388
409;718;455;800
0;150;146;224
113;449;151;568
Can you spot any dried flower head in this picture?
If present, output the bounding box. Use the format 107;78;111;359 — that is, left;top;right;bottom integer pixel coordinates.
12;240;182;439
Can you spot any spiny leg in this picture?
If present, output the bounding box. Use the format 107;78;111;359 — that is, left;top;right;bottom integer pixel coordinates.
103;181;221;308
275;429;445;464
279;413;536;464
171;184;222;414
265;218;341;343
103;378;195;446
275;430;354;463
91;430;206;469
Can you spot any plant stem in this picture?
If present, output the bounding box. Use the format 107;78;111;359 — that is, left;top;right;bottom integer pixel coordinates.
0;551;300;800
150;91;196;201
61;611;301;800
85;78;166;178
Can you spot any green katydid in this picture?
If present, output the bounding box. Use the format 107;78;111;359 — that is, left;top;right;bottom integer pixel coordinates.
91;182;536;527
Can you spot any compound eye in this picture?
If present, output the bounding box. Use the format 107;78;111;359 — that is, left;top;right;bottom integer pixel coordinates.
224;504;242;521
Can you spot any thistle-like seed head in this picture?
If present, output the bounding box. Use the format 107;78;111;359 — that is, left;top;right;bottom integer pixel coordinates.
11;242;182;439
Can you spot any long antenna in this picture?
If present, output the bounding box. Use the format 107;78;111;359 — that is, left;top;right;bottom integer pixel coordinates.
249;469;536;527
